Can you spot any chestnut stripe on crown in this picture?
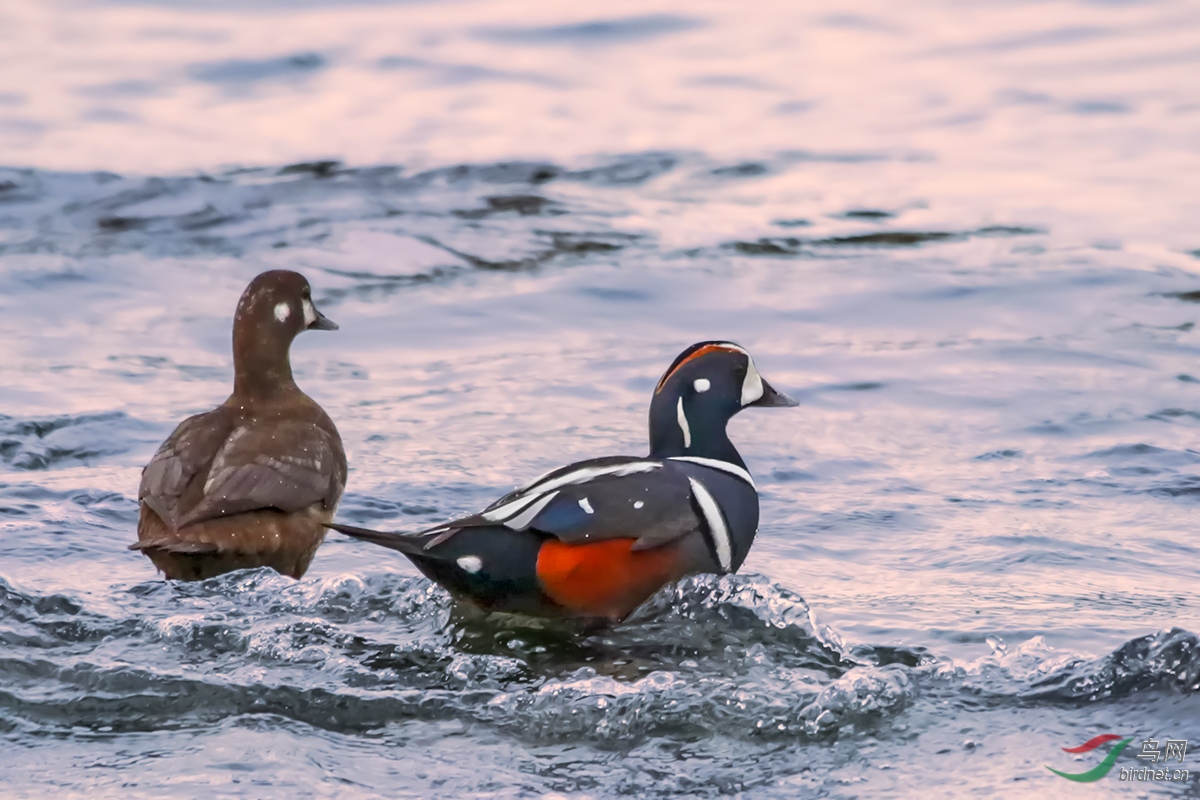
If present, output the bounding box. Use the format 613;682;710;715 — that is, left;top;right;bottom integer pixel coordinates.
654;343;744;393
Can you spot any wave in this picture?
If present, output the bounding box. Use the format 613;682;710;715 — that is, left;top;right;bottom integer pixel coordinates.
1;573;1194;751
0;411;148;471
0;152;987;275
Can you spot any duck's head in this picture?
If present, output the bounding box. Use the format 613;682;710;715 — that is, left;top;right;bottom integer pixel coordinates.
648;341;796;462
231;270;337;396
234;270;337;339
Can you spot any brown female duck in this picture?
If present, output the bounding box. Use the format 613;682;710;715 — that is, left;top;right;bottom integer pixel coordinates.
131;270;347;580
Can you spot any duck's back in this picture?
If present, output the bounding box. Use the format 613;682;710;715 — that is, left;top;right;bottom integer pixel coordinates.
134;398;346;580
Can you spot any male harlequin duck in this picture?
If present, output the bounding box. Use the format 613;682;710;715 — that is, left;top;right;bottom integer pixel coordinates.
131;270;347;581
329;341;796;620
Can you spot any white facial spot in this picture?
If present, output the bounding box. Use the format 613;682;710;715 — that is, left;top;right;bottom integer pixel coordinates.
634;501;645;509
693;378;711;393
741;357;764;406
578;497;594;514
302;298;316;327
274;302;291;323
456;555;482;573
677;396;692;448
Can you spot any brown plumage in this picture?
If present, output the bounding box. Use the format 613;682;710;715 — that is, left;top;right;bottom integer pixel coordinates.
131;270;347;581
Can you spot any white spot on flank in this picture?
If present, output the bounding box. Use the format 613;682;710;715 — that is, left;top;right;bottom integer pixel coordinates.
578;497;594;514
677;396;691;448
274;302;290;323
634;501;645;509
693;378;711;393
302;299;317;327
457;555;482;573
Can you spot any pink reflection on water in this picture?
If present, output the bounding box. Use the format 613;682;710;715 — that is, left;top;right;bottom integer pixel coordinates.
0;0;1196;244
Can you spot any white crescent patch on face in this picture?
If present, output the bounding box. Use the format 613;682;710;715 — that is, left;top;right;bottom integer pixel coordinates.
302;299;317;327
705;342;763;406
741;357;764;406
274;302;291;323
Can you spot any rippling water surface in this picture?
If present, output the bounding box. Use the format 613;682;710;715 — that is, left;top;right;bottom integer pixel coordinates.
2;0;1200;797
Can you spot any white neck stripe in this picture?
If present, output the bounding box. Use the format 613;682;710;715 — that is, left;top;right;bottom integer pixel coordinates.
668;456;756;490
676;396;691;448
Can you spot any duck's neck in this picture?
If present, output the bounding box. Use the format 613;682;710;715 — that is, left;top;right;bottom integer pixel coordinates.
230;327;299;403
648;399;746;467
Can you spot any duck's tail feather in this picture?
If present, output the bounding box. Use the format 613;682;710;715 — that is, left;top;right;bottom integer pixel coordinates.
325;521;431;557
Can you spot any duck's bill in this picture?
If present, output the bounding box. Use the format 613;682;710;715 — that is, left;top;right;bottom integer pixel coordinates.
749;378;799;407
308;308;339;331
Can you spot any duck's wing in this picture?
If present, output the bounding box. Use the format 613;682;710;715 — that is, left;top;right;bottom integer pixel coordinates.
399;456;702;552
138;409;236;530
172;418;347;529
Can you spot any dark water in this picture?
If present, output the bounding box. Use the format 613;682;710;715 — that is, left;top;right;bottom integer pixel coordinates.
3;1;1200;797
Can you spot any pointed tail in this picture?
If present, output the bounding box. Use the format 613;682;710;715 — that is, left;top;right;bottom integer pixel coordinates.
325;522;429;557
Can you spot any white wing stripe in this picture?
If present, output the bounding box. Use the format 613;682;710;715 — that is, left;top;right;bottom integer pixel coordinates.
516;461;661;497
688;477;732;573
504;491;560;530
482;490;549;522
516;465;562;493
668;456;756;489
485;461;662;523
